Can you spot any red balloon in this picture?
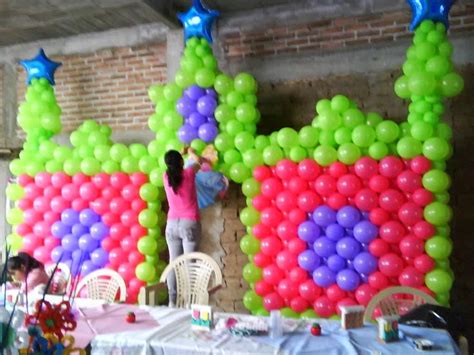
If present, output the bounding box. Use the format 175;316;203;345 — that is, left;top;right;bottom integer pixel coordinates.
130;224;147;239
399;266;424;287
378;253;404;277
379;156;404;178
50;196;69;213
101;238;120;252
110;198;130;215
128;278;146;294
102;212;120;226
91;197;109;215
261;236;283;256
17;198;33;210
16;223;32;236
263;292;285;311
314;296;335;318
44;211;59;225
299;280;321;302
92;173;111;189
276;250;298;270
43;186;59;200
23;209;41;226
413;221;436;240
51;172;71;188
354;188;378;211
61;183;79;201
35;172;51;188
277;279;299;299
33;196;51;213
130;172;148;186
328;162;348;178
255;280;274;296
298;159;321;180
397;171;421;193
44;236;60;249
290;296;309;313
368;175;390;193
355;284;377;306
399;235;424;257
288;177;308;194
109;248;126;267
24;183;42;200
253;166;273;182
33;246;50;264
288;208;307;225
327;193;347;210
253;252;273;268
33;221;50;237
261;178;283;199
414;254;435;273
21;234;42;253
120;236;137;250
72;173;90;186
252;223;272;240
275;191;298;212
261;207;283;228
379;189;405;212
410;156;431;175
79;182;100;201
122;184;140;201
263;265;285;285
131;199;147;212
336;298;357;315
102;186;120;200
369;209;390;227
287;238;307;255
398;202;423;226
412;188;434;206
275;159;298;180
326;284;347;303
276;221;298;241
379;221;406;244
110;173;130;189
337;174;362;197
18;174;34;187
369;239;390;257
314;175;337;196
118;263;135;283
289;267;308;283
297;190;321;212
121;210;138;227
368;271;389;290
354;157;378;179
110;224;129;241
128;250;145;266
71;198;88;211
252;195;272;212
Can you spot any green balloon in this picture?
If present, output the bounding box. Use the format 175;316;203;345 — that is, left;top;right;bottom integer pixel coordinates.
319;130;336;147
6;184;24;201
235;103;257;123
408;72;436;96
240;206;260;227
121;156;139;174
299;126;319;148
240;235;261;255
366;112;383;127
139;156;158;174
440;72;464;97
425;236;452;260
7;208;23;225
424;202;452;226
330;95;350;113
227;91;244;107
243;290;263;311
135;262;156;282
436;123;452;140
436;293;450;306
129;144;148;159
422;137;449;161
435;192;450;204
277;128;299;148
397;137;422;159
281;308;300;319
214;74;234;95
352;125;376;148
425;269;453;294
234;73;257;94
289;146;307;162
93;145;110;162
226;120;244;136
243;149;264;168
317;110;341;130
255;135;270;150
426;56;450;77
137;237;158;255
263;145;284;166
140;183;159;202
315;99;332;114
6;233;22;252
215;104;235;124
235;131;255;152
411;121;434;141
139;209;158;228
81;157;101;176
376;121;400;143
242;263;262;283
415;42;437;61
9;159;24;176
224;149;242;165
229;162;251;183
195;68;215;88
369;142;389;160
102;160;120;174
242;178;261;198
64;159;81;175
394;75;411;99
38;140;57;160
337;143;361;164
403;59;424;76
215;132;235;152
78;145;94;159
301;309;317;319
314;146;337;166
422;169;450;193
342;108;365;128
334;127;352;145
110;144;129;162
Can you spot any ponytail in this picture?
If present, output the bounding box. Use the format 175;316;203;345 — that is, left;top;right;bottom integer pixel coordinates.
165;150;184;193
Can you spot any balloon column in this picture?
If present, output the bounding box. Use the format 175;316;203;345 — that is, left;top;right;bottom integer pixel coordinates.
6;0;462;312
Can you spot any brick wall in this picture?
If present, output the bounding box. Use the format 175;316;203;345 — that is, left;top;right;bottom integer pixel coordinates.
0;65;3;145
16;42;167;134
220;4;474;59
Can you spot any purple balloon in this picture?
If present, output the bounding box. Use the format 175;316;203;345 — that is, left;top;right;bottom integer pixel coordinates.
297;221;321;243
362;211;370;220
313;237;336;258
325;223;345;241
336;237;361;259
176;96;196;118
313;266;336;287
188;112;206;128
90;248;109;267
205;88;217;98
80;260;98;277
207;117;218;125
62;234;78;252
360;273;369;283
90;222;109;241
297;250;321;271
178;124;199;144
353;221;378;243
327;255;346;272
185;85;205;101
78;233;99;253
79;209;100;227
198;123;218;143
51;246;72;263
61;208;79;226
71;223;89;238
336;206;361;228
353;252;378;274
313;206;337;227
197;95;217;116
51;221;71;238
336;268;360;291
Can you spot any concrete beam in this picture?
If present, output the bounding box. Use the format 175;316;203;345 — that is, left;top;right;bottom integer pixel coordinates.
166;29;184;81
2;63;21;149
142;0;180;29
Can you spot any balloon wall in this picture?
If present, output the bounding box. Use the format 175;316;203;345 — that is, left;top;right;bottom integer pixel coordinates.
6;0;463;312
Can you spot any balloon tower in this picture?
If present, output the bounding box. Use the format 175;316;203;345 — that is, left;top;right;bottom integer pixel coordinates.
6;0;463;314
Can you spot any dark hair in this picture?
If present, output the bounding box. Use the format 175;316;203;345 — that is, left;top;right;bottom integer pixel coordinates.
7;252;43;274
165;150;184;194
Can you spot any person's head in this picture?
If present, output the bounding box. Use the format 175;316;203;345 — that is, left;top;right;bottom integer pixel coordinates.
7;252;43;281
165;150;184;193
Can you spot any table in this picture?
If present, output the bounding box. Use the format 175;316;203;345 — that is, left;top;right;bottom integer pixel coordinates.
85;305;459;355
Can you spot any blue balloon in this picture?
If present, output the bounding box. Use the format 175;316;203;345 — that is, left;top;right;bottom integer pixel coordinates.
51;246;71;263
336;237;361;259
72;223;89;238
189;112;207;128
61;234;78;252
313;266;336;288
176;96;196;118
78;234;99;253
51;221;71;238
297;221;321;243
197;95;217;117
298;250;321;271
177;0;220;43
79;208;100;227
407;0;454;31
327;255;346;272
80;260;98;277
19;48;62;85
353;252;378;274
313;206;337;227
185;85;205;101
61;208;80;226
325;223;345;241
90;222;109;241
336;206;361;228
353;220;378;243
336;269;360;291
90;248;109;267
313;236;336;258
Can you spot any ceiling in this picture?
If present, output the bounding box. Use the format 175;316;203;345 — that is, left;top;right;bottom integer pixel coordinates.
0;0;299;47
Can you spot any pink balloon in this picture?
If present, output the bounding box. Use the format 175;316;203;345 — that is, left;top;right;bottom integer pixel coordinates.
288;176;308;194
128;250;145;267
412;188;434;207
327;193;347;210
287;238;307;255
290;296;309;313
23;209;41;226
379;156;404;178
22;234;42;253
255;281;274;296
33;196;51;213
103;212;120;226
275;191;298;212
102;186;120;200
298;159;321;180
121;210;138;227
263;292;285;311
44;236;60;249
17;198;33;210
328;162;348;178
122;184;140;202
16;223;32;236
79;182;100;201
355;284;377;306
368;175;390;193
120;236;137;251
101;238;120;252
128;277;146;294
276;221;297;241
263;265;285;285
118;263;135;283
18;174;34;187
44;211;60;225
326;284;347;303
130;172;148;186
275;159;298;180
34;246;51;264
110;172;130;189
299;280;322;302
252;195;272;211
72;198;89;211
337;174;362;197
276;250;297;270
51;172;71;188
33;221;50;237
288;208;306;225
261;207;283;228
397;171;421;193
50;196;69;213
261;178;283;199
44;186;60;199
378;253;405;277
24;183;42;200
130;224;147;239
336;298;357;315
61;183;79;201
91;197;110;215
315;175;337;196
414;254;435;273
314;296;335;318
277;279;299;299
297;190;321;212
131;199;147;212
354;157;378;179
253;166;273;182
72;173;89;186
369;239;390;257
289;267;308;283
109;248;126;267
261;236;283;256
110;198;130;215
413;221;436;240
35;173;52;188
354;188;378;211
379;221;406;244
410;156;431;175
110;224;129;241
379;189;405;212
252;223;272;240
398;202;423;226
92;173;111;189
399;266;424;287
253;253;273;268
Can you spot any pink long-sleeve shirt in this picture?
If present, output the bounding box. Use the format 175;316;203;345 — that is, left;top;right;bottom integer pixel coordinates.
21;268;49;293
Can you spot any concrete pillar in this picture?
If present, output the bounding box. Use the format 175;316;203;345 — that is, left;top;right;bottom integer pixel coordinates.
166;30;184;81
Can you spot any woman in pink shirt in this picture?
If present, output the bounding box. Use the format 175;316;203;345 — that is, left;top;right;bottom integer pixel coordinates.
163;148;203;306
7;252;50;296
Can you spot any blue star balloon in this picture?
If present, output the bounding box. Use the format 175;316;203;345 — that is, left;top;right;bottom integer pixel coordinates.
407;0;455;31
19;48;62;86
177;0;220;43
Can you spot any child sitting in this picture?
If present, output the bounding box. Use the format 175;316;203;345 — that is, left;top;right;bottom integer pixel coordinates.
7;252;50;300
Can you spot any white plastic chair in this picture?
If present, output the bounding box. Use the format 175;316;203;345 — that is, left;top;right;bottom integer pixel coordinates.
45;262;71;294
75;269;126;303
364;286;438;323
159;252;223;309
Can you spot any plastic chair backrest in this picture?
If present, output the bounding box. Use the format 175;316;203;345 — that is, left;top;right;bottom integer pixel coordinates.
364;286;438;322
159;252;222;309
138;283;167;306
75;269;126;303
